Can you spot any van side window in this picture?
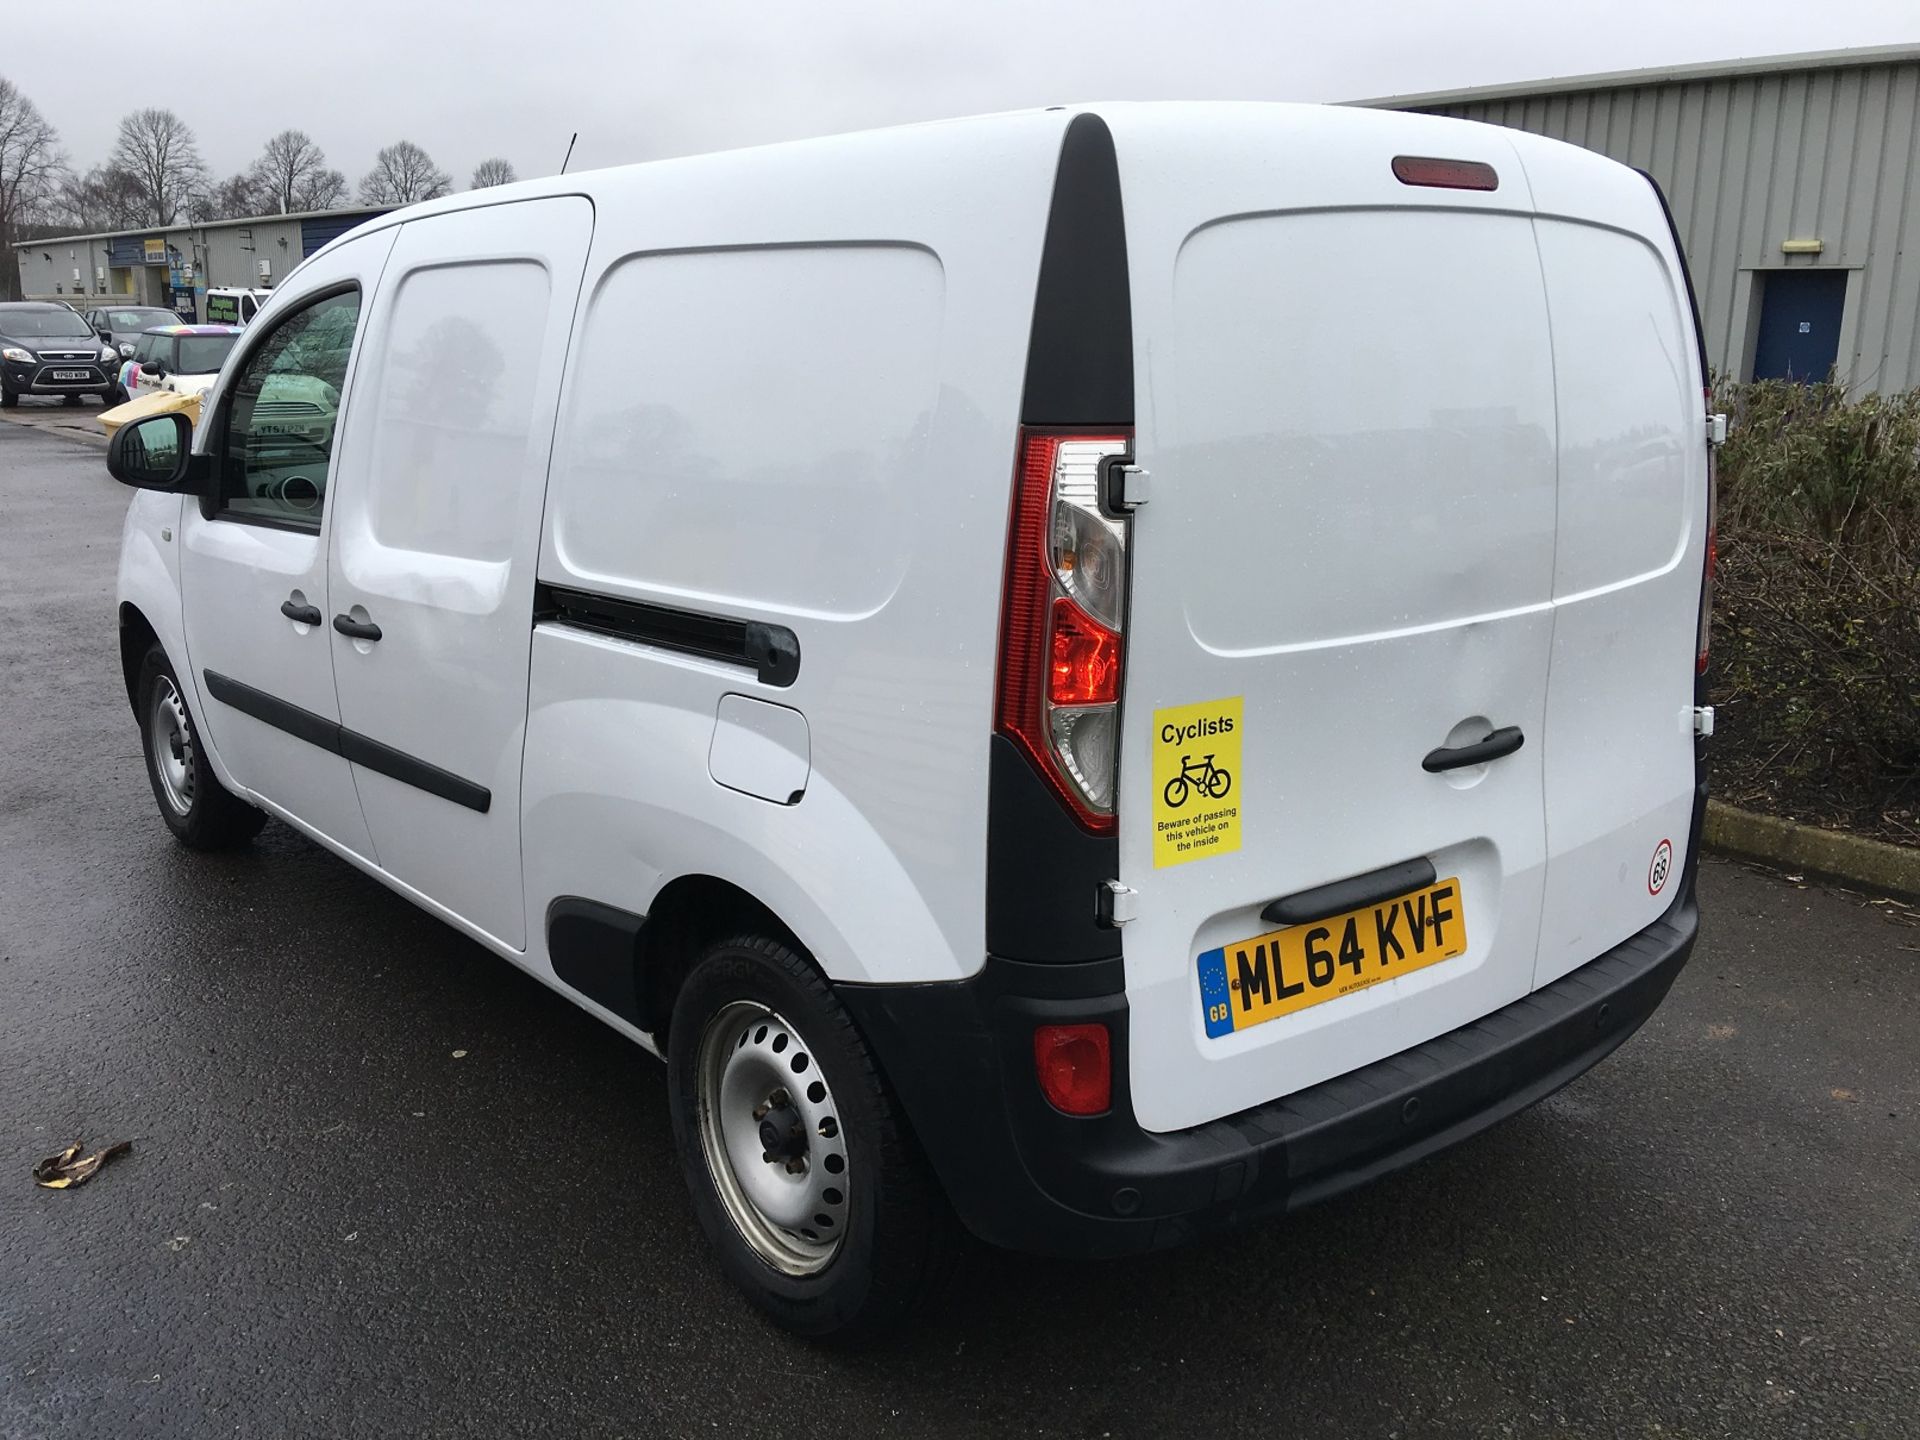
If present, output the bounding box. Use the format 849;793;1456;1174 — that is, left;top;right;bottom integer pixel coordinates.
215;289;360;530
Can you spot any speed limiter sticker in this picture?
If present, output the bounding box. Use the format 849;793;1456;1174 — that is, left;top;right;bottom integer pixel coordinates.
1151;696;1242;867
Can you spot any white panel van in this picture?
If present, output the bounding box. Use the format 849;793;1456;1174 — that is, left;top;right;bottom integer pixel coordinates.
106;104;1716;1341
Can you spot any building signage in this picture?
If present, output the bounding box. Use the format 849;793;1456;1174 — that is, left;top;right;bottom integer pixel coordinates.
143;237;167;265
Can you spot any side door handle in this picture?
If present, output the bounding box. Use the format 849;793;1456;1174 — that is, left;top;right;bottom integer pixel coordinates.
280;599;323;625
1423;725;1524;773
332;613;383;642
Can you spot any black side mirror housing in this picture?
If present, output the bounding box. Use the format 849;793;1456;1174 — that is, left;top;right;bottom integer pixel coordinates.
107;412;201;492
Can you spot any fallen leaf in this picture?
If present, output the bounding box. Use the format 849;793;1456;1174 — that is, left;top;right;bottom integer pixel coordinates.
32;1138;132;1189
1707;1023;1737;1040
451;1050;468;1059
1830;1088;1857;1102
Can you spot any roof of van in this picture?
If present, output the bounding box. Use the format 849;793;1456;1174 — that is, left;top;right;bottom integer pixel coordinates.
287;101;1650;280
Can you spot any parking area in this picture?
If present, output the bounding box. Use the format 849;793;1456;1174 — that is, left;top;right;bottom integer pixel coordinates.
2;415;1917;1438
0;394;112;448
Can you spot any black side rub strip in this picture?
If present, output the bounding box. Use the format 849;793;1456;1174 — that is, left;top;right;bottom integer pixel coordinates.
201;670;491;813
1422;725;1524;773
1262;857;1439;928
534;583;800;688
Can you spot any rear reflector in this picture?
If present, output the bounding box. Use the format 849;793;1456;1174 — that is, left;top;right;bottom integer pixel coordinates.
1033;1023;1112;1115
1392;155;1499;192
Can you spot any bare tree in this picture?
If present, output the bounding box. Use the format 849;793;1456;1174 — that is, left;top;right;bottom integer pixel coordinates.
248;129;345;214
358;141;451;206
55;164;148;234
0;77;65;299
110;107;209;225
203;172;264;221
294;165;347;211
469;156;517;190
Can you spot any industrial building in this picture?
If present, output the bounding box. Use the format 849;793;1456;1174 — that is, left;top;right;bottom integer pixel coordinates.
1370;44;1920;392
10;206;388;323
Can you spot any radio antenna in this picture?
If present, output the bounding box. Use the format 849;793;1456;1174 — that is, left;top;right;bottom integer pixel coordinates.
559;132;579;175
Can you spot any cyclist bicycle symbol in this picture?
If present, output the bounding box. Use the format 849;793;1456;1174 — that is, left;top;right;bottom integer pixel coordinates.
1163;753;1233;810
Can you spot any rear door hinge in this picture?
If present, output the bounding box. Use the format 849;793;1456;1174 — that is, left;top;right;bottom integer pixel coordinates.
1098;880;1139;926
1707;413;1728;447
1111;464;1151;510
1693;705;1716;738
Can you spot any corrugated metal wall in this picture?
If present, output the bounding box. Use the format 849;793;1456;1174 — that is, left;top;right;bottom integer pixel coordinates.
1414;58;1920;392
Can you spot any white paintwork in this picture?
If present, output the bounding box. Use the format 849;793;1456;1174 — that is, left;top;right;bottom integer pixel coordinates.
710;695;812;804
1099;103;1702;1132
1509;134;1708;987
115;103;1703;1159
327;197;593;950
177;229;397;862
1106;105;1560;1132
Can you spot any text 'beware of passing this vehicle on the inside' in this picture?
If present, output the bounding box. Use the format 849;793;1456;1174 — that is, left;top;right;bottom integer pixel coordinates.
106;101;1718;1341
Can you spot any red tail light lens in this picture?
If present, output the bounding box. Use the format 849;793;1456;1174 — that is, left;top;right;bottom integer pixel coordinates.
996;429;1132;832
1033;1023;1112;1115
1049;597;1121;706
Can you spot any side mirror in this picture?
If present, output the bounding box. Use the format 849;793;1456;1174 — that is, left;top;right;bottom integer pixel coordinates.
146;361;168;379
107;412;197;491
97;328;113;343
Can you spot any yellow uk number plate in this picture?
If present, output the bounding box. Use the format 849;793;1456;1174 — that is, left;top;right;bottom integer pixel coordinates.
1198;878;1467;1038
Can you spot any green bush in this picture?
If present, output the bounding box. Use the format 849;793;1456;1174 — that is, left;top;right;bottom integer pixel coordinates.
1707;379;1920;843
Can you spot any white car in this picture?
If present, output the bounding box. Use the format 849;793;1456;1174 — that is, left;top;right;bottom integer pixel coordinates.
105;103;1715;1340
116;324;245;404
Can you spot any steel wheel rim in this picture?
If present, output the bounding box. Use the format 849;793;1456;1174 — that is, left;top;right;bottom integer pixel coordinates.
695;1000;850;1276
148;676;195;817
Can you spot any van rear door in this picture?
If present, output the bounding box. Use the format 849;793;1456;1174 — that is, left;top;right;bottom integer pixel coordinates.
1105;107;1558;1133
1515;141;1708;987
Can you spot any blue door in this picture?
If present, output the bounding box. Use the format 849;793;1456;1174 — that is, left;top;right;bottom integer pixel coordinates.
1751;269;1846;381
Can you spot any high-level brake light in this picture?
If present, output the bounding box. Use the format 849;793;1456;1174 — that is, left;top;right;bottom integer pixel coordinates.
1391;155;1499;191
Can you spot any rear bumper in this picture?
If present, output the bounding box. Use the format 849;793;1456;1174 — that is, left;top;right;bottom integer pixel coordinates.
839;845;1700;1259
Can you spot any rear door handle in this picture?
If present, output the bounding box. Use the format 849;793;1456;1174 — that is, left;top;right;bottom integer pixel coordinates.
1423;725;1524;773
280;599;322;626
332;614;383;642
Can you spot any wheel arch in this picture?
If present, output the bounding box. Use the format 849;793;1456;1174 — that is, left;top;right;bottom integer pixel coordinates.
545;874;808;1051
118;601;161;715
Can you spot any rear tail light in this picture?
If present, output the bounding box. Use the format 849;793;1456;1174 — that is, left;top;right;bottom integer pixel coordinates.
1033;1023;1112;1115
997;430;1132;831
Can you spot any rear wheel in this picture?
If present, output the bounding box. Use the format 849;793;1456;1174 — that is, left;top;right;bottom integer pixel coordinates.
137;642;267;850
667;933;952;1342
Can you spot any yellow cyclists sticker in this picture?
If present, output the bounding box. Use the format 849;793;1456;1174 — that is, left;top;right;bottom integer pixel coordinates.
1151;696;1242;867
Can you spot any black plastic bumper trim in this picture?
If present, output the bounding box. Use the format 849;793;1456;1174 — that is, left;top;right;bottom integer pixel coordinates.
839;790;1704;1258
201;669;490;813
547;897;651;1029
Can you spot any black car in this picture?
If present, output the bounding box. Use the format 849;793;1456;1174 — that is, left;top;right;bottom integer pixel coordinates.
0;302;119;408
83;305;186;379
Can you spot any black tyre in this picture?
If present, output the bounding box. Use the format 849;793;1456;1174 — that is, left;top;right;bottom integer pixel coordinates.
64;393;83;407
136;642;267;850
667;933;953;1342
0;388;16;409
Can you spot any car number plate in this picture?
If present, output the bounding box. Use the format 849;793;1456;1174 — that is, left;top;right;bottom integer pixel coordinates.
1198;877;1467;1038
52;369;90;380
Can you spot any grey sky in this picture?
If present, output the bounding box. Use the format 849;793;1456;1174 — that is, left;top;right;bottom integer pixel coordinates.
12;0;1918;192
